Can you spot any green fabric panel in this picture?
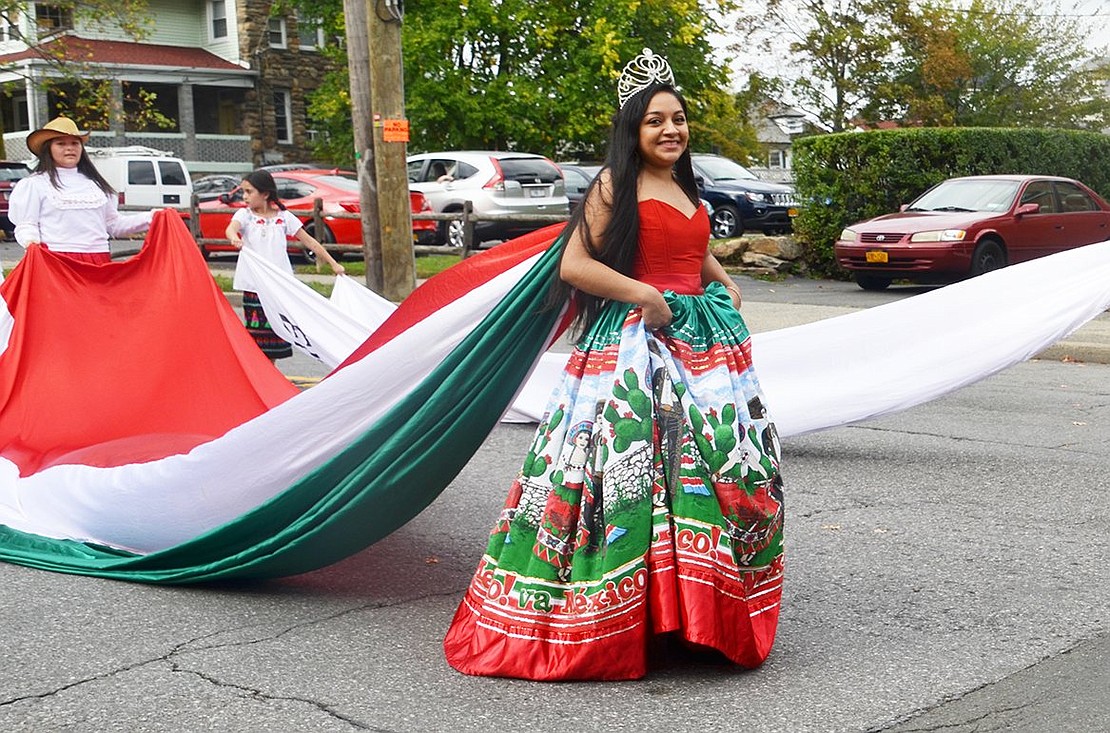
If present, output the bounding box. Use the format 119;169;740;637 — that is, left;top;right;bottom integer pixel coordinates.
0;242;564;584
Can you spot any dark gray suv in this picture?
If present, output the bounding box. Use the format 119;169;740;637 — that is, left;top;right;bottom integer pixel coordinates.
691;154;798;238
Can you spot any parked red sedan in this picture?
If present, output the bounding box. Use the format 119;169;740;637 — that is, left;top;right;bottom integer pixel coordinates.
193;169;438;259
835;175;1110;290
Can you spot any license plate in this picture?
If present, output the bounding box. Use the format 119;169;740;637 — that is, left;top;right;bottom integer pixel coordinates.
528;187;547;198
865;250;888;263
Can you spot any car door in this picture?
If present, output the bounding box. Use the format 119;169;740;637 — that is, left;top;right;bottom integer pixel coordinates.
1011;179;1065;262
407;157;458;211
1052;181;1110;252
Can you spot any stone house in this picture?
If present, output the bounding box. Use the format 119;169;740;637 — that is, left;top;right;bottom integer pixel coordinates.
0;0;337;173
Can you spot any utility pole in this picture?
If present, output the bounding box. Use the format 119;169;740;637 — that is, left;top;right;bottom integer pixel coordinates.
367;0;415;301
342;0;384;292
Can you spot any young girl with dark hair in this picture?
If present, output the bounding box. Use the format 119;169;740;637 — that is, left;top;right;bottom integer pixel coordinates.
9;116;153;264
445;50;784;681
226;169;345;360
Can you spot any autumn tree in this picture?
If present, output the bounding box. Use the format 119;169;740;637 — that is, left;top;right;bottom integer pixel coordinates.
733;0;1109;131
866;0;1110;129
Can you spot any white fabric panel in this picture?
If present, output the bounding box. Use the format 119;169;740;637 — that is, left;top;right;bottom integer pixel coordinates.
329;274;396;326
752;239;1110;437
237;248;372;367
244;255;562;421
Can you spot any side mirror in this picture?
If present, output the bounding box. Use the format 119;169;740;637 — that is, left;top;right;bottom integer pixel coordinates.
899;203;909;212
694;175;705;189
1015;202;1039;216
218;192;232;204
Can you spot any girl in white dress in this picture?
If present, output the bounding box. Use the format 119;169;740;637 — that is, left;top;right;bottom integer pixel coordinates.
225;170;345;360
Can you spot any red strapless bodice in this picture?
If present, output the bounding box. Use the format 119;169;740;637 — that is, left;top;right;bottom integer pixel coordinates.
632;199;710;294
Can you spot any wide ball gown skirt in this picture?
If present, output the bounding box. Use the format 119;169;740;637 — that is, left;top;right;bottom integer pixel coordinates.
444;281;786;681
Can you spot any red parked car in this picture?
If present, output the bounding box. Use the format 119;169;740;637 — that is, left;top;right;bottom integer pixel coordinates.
192;169;438;259
835;175;1110;290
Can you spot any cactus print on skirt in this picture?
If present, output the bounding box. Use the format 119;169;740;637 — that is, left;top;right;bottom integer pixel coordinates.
444;281;785;681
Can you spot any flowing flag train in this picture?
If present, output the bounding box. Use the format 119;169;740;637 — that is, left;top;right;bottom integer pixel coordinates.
0;210;1108;582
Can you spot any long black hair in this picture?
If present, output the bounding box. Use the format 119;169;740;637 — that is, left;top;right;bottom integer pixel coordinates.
550;83;700;337
244;170;287;210
35;139;115;196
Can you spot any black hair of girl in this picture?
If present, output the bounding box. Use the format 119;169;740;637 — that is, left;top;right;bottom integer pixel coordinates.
244;170;287;210
548;83;699;338
36;139;116;196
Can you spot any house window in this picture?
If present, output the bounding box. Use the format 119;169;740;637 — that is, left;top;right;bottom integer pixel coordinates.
768;149;788;170
35;4;73;33
209;0;227;39
268;17;287;48
296;12;324;50
273;90;292;143
1;92;29;133
0;14;21;41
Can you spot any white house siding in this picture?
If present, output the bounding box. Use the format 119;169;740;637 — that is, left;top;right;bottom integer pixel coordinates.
65;0;241;64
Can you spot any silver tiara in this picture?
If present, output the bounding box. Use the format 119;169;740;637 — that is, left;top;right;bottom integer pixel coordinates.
617;48;675;109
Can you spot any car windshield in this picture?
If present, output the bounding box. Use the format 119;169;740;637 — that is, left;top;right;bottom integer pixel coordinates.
908;179;1020;213
310;174;359;191
694;156;758;182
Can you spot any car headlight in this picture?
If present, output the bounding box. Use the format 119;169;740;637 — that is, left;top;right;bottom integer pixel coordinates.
839;228;857;242
910;229;967;242
744;191;767;203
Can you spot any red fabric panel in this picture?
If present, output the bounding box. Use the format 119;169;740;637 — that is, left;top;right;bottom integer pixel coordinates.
0;210;298;476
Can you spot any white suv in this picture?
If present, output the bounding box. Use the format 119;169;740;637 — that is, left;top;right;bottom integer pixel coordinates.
407;151;568;247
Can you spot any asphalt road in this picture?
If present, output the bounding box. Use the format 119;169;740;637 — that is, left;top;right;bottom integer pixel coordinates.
2;248;1107;731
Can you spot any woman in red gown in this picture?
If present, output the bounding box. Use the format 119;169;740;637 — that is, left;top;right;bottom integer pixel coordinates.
444;49;785;681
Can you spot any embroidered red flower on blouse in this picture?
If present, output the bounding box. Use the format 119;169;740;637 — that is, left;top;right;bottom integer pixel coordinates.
256;218;265;225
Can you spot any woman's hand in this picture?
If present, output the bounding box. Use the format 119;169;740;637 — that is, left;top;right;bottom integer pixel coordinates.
330;260;346;276
639;287;673;330
726;284;742;309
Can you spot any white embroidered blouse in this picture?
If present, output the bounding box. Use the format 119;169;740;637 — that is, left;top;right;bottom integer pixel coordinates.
10;168;154;254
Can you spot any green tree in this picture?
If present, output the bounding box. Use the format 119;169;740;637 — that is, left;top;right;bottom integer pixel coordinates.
866;0;1110;129
293;0;758;165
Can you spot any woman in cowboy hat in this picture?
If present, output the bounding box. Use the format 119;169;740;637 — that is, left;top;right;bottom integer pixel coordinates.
9;116;153;263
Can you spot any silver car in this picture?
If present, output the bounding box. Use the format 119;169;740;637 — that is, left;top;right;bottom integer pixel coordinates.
407;151;569;247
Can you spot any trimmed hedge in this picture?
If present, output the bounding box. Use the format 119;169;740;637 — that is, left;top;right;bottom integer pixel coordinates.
791;128;1110;277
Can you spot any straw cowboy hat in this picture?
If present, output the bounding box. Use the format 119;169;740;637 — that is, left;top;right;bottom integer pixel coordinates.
26;116;90;157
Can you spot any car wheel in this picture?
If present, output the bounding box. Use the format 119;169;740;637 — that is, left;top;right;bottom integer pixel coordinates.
855;273;892;291
970;238;1006;277
710;204;742;239
446;219;466;248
